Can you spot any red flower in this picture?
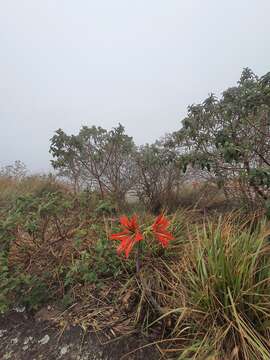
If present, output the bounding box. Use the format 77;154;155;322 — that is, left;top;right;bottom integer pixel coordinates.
152;214;174;247
111;215;143;258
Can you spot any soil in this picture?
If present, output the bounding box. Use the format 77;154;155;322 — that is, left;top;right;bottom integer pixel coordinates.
0;308;160;360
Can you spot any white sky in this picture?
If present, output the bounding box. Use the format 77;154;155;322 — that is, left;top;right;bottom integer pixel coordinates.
0;0;269;171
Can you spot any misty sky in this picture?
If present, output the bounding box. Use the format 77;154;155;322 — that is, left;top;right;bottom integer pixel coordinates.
0;0;269;172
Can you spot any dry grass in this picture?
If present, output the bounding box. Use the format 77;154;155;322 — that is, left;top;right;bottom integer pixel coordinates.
2;177;270;358
0;174;69;208
45;211;270;359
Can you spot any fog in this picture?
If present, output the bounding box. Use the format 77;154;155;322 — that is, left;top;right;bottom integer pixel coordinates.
0;0;269;171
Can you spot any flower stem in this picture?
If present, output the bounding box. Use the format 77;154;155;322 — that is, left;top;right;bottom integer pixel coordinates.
136;241;141;273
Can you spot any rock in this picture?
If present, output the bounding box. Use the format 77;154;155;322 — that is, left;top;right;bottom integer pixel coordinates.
38;334;50;345
60;345;69;356
13;305;26;313
23;336;33;345
0;329;7;338
10;337;18;344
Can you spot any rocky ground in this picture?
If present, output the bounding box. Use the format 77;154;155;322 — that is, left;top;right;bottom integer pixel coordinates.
0;307;159;360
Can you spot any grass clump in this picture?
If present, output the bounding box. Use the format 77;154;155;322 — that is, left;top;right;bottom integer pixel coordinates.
163;216;270;359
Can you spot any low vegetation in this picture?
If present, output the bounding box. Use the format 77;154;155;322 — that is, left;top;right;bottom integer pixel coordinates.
1;68;270;359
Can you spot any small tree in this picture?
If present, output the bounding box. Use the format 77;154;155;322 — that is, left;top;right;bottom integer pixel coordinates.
0;160;27;180
50;129;85;192
50;124;136;202
134;139;182;212
173;68;270;207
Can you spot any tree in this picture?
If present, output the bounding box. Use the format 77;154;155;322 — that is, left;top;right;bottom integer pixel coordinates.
0;160;27;180
50;129;85;192
134;139;182;212
173;68;270;206
50;124;136;202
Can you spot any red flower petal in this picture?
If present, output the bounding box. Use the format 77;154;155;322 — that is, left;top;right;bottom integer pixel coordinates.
134;231;143;242
111;215;143;258
117;236;130;255
120;216;130;228
124;239;134;258
152;214;174;248
110;230;131;242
